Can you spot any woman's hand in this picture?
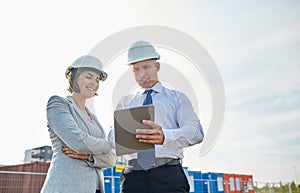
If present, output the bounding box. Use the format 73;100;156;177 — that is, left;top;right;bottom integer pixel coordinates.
62;146;89;160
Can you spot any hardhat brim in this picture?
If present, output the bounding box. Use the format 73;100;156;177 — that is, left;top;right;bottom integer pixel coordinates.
65;66;108;81
127;55;160;65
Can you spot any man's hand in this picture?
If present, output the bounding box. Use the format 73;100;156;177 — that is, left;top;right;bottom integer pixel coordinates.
62;146;89;160
135;120;165;145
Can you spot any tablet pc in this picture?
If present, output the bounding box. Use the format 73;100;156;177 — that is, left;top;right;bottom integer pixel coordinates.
114;105;155;156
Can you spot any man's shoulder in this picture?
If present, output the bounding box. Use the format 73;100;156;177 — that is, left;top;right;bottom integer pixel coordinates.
162;86;185;97
120;93;138;100
115;93;139;110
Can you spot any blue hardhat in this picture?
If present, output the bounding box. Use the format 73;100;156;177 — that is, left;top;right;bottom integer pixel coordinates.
127;41;160;65
65;55;107;81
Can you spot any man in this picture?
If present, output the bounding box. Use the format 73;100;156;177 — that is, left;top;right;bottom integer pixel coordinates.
115;40;204;193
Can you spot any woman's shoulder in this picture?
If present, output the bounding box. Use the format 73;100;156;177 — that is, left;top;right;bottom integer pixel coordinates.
48;95;65;102
47;95;70;106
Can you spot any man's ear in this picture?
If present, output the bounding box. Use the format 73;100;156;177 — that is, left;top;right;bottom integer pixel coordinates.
156;62;160;71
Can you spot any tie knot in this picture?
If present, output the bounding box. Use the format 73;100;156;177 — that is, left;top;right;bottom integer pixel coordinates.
144;89;153;95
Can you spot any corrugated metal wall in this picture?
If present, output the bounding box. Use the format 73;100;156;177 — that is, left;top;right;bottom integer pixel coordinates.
0;162;50;193
0;162;254;193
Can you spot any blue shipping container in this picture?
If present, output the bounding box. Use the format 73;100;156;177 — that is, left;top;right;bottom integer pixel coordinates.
103;167;122;193
202;172;224;193
188;170;203;193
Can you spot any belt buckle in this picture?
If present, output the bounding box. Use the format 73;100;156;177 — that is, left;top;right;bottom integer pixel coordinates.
152;162;157;168
154;158;169;168
151;159;160;168
153;158;160;168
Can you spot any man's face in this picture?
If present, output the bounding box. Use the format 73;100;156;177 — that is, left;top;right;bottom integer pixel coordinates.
131;59;160;88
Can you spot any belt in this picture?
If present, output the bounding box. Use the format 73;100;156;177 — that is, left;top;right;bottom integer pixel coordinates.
128;158;181;170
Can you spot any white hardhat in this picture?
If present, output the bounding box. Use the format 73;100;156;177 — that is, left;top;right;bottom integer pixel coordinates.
127;40;160;65
65;55;107;81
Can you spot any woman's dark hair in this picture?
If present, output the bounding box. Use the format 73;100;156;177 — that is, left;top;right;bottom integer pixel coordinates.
67;68;80;93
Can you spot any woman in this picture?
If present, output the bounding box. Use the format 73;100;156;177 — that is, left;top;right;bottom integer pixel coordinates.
41;55;116;193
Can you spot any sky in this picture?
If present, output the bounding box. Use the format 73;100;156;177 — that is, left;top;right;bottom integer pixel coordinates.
0;0;299;186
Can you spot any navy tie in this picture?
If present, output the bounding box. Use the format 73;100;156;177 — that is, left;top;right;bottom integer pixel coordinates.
137;89;155;170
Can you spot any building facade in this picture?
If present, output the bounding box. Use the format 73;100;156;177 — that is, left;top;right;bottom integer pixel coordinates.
23;146;52;163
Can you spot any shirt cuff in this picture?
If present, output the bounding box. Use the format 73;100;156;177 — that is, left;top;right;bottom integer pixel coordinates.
108;129;116;149
162;129;173;146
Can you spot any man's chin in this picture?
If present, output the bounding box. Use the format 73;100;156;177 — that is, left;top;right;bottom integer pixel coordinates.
138;81;149;87
139;81;156;88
